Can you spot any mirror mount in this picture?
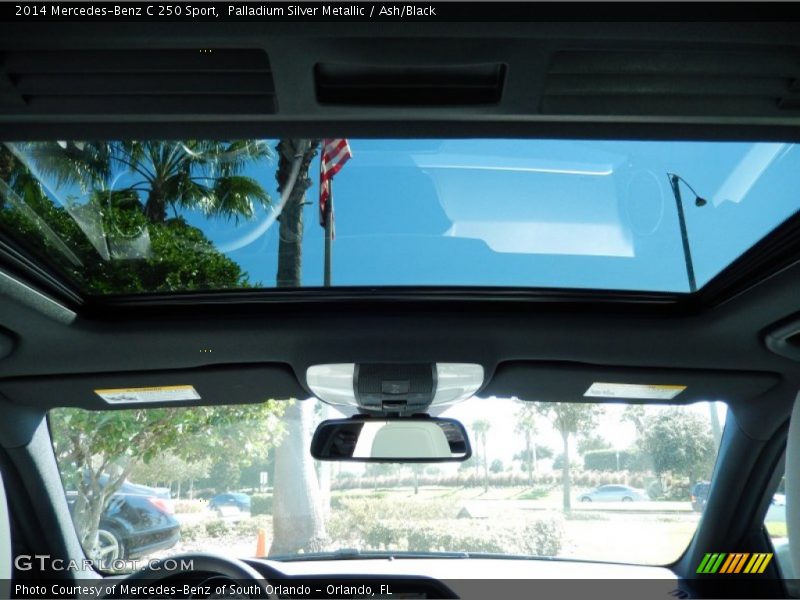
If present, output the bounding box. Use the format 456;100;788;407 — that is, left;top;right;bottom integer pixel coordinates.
310;415;472;463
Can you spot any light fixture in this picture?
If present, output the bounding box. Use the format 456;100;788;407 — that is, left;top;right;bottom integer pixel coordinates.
306;363;484;414
305;363;356;407
432;363;485;405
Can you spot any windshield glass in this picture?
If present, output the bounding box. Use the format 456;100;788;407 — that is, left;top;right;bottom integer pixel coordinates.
49;398;726;570
2;139;799;294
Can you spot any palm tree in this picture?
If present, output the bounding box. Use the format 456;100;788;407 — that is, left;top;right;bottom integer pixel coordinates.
515;402;538;485
20;140;272;224
269;139;328;556
274;139;319;286
536;403;601;513
472;419;492;492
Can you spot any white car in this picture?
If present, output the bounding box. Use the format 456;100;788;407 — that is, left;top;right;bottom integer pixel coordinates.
578;485;649;503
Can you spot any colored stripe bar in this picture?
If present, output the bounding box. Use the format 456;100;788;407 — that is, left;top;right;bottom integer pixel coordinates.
733;553;750;573
697;553;713;574
719;554;736;574
703;553;720;573
710;553;727;574
698;552;773;574
758;554;773;573
744;554;761;574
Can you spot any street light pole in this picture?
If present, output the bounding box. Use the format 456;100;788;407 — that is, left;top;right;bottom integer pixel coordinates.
323;182;333;287
669;173;698;293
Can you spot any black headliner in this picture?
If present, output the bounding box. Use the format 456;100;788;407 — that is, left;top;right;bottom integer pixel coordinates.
1;15;800;447
2;19;800;140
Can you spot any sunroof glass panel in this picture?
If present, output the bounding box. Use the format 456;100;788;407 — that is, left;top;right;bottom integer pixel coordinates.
1;139;798;295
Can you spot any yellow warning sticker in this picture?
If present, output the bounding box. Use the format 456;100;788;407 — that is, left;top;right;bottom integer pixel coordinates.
584;382;686;400
94;385;201;403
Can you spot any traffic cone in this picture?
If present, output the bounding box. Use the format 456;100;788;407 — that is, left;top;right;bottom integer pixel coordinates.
255;528;267;557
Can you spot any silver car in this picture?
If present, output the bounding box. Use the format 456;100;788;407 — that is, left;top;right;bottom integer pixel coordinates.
578;484;648;503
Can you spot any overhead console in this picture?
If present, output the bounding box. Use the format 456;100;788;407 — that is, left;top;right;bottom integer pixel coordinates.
306;363;484;416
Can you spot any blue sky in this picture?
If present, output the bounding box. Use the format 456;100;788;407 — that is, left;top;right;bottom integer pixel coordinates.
15;139;800;293
179;139;799;293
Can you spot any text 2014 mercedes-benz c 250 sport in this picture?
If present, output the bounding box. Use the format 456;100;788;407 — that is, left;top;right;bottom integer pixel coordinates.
1;6;800;600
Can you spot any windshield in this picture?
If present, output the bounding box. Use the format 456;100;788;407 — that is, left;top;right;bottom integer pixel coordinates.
2;139;799;295
48;398;726;570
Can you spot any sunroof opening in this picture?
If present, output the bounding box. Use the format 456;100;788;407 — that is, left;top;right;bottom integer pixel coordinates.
0;139;798;296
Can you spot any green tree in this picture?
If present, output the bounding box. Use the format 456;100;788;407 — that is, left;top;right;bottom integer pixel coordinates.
490;459;504;473
535;403;602;512
514;445;553;478
50;403;286;562
640;408;715;486
128;453;211;499
577;434;611;455
472;419;492;492
206;460;243;494
622;405;646;431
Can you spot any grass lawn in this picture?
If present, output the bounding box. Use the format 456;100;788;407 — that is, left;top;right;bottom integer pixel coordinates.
766;521;787;538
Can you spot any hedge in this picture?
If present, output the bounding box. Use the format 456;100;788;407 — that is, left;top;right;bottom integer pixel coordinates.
250;493;273;516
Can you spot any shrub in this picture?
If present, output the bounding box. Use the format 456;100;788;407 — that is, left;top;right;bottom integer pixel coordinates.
647;479;664;498
519;513;564;556
178;522;205;542
232;515;271;537
330;516;564;557
174;500;204;514
250;493;273;516
326;494;564;558
204;519;230;537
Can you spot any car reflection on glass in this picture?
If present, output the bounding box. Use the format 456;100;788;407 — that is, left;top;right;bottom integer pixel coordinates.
578;484;649;503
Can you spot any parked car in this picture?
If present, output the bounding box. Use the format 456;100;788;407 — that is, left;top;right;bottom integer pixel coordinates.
65;482;180;563
117;481;175;514
691;481;711;512
578;484;648;503
209;492;251;513
693;481;785;519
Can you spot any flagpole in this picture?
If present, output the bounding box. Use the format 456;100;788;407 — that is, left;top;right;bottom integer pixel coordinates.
323;180;333;287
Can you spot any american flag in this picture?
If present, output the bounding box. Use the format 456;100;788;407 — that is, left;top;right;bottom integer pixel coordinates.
319;138;352;238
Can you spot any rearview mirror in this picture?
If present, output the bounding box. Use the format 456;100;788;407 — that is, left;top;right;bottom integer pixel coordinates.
310;417;471;462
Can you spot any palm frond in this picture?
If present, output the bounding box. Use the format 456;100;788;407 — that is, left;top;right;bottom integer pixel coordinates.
209;175;272;222
17;141;110;193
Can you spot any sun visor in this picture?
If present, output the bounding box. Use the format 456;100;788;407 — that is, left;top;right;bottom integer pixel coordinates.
0;363;305;410
483;362;781;405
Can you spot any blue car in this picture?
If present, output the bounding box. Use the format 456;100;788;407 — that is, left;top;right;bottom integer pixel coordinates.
209;492;251;512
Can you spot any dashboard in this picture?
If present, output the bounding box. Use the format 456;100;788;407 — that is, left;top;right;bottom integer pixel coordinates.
103;556;682;600
249;557;681;600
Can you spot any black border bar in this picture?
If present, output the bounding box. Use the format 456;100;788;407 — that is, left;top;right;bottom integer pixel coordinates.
2;2;800;23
